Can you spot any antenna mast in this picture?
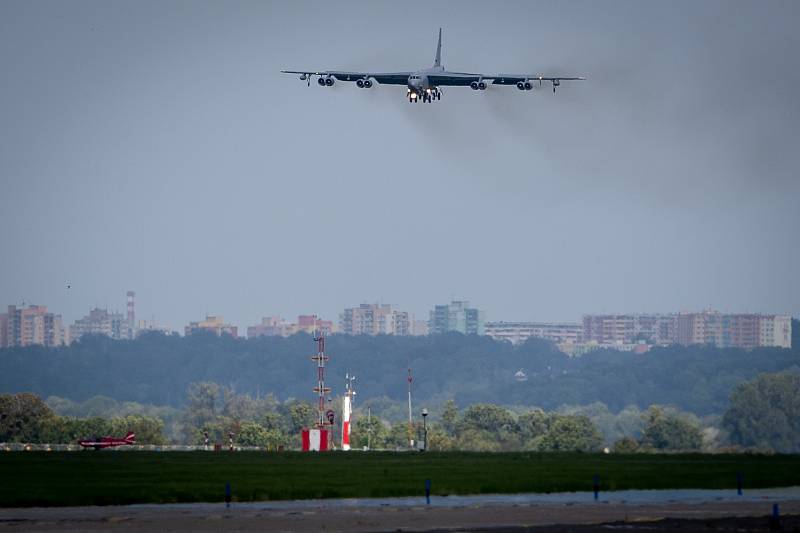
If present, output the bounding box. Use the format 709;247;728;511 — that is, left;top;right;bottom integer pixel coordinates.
311;332;331;429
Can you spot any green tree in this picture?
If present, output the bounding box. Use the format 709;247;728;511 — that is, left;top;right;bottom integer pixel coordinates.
722;372;800;453
425;425;456;451
640;406;702;451
386;421;413;449
612;436;640;453
458;404;516;433
351;415;389;449
285;401;315;433
184;382;220;427
236;421;286;449
518;409;549;441
537;415;603;452
110;415;165;445
455;428;502;452
440;400;459;436
0;392;57;443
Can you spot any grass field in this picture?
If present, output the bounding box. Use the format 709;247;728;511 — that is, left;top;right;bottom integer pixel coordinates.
1;451;799;507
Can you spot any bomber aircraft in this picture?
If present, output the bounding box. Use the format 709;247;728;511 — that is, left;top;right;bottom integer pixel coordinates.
282;29;585;103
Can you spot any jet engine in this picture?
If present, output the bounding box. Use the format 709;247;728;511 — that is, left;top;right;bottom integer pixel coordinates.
524;81;533;90
478;80;487;90
325;76;334;86
552;79;560;93
356;79;364;88
516;81;525;90
470;81;479;90
318;77;326;86
363;79;373;88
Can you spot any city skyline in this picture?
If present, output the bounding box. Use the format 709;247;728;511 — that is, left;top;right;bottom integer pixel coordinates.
1;293;793;345
3;292;799;334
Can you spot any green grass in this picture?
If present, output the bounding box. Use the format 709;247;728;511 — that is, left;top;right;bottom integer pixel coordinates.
1;451;799;507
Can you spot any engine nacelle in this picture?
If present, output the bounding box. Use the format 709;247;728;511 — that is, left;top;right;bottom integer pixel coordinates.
299;73;307;81
356;79;364;88
325;76;334;86
364;79;373;88
516;81;525;90
478;81;487;90
317;77;326;86
524;81;533;90
470;81;479;90
552;79;560;93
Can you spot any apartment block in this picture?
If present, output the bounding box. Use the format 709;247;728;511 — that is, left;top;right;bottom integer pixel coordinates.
184;315;238;337
429;300;485;335
71;308;133;342
583;310;792;349
1;305;66;348
339;304;411;335
485;321;582;345
247;315;334;338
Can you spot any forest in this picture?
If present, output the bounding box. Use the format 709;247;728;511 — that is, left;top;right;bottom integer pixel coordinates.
1;370;798;452
0;329;797;414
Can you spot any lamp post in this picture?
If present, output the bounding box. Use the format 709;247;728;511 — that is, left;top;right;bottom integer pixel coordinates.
421;408;428;452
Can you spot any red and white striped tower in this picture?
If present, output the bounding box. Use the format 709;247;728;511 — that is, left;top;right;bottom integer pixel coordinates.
126;291;135;330
341;373;356;451
407;367;414;449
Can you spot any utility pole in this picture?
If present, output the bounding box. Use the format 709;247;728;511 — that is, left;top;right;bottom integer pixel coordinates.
407;368;414;449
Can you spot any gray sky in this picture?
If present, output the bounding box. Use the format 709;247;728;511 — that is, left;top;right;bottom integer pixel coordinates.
1;0;798;330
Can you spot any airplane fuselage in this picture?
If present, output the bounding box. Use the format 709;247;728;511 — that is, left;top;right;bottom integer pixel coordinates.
406;66;445;101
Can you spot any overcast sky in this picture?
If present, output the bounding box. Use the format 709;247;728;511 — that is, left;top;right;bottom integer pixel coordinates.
1;0;798;330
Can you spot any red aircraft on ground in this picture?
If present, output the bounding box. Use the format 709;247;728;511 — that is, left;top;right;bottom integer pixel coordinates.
78;432;136;450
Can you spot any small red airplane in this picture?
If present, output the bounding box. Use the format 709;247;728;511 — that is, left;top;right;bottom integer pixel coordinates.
78;432;136;450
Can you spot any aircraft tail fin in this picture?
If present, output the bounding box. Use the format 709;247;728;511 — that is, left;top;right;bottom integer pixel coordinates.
434;28;442;68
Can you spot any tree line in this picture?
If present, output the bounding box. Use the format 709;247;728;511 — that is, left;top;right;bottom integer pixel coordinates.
2;372;798;453
0;328;797;415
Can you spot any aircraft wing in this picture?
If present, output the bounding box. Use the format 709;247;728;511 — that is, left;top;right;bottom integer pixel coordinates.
489;74;586;85
427;72;485;86
428;71;585;87
281;70;412;85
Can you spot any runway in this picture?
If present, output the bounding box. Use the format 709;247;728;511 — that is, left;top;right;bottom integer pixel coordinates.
1;487;798;532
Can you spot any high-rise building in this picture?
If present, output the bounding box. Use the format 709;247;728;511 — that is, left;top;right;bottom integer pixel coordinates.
485;322;583;345
1;305;66;348
583;314;678;345
185;315;238;337
339;304;411;335
759;315;792;348
428;300;485;335
70;308;131;342
411;319;429;336
0;312;7;348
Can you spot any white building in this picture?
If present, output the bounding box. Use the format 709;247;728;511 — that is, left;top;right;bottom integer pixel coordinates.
485;321;582;345
339;304;412;335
